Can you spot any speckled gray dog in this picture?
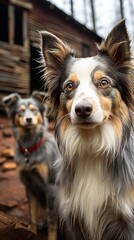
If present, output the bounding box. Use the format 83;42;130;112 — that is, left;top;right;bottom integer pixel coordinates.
2;91;59;239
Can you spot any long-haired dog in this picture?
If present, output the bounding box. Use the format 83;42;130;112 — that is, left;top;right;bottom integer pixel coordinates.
2;91;59;240
40;20;134;239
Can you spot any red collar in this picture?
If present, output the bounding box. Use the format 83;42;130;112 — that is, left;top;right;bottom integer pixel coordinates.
19;138;45;155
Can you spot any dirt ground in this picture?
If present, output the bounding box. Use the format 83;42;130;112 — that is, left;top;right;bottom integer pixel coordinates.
0;115;56;240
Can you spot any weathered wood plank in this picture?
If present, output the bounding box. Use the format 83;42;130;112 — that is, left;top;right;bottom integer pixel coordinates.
9;0;33;10
0;212;35;240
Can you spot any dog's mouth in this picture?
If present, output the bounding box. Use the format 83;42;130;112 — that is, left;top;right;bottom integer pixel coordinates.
75;121;100;129
24;123;36;129
71;117;106;129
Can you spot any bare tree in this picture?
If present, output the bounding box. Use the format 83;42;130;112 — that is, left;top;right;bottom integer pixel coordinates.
70;0;74;17
128;0;134;49
89;0;96;31
83;0;88;25
119;0;124;19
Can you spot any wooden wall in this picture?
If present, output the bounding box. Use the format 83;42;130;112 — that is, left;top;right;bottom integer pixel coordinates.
0;42;30;98
29;0;101;57
0;0;32;106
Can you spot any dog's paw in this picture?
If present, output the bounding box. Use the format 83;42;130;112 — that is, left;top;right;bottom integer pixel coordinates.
28;223;37;234
48;224;57;240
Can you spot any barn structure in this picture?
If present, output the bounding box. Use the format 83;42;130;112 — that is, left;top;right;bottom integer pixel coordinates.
0;0;102;106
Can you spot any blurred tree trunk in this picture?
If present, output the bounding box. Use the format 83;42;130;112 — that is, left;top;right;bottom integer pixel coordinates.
128;0;134;44
90;0;96;31
119;0;124;19
83;0;88;25
70;0;74;17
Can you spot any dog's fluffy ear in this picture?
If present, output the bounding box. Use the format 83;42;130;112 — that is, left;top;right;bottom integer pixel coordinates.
40;31;74;113
2;93;20;108
32;91;46;103
2;93;20;116
32;91;46;115
41;31;73;73
98;19;131;70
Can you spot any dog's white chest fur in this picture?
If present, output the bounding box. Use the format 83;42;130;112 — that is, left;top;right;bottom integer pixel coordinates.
61;158;110;232
75;160;109;223
58;125;117;233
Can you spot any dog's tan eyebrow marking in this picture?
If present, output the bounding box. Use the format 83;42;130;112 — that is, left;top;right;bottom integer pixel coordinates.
93;70;105;81
69;73;79;84
19;105;26;111
29;104;36;110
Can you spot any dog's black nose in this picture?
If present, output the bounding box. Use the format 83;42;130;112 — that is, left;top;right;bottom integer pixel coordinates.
75;103;93;118
26;118;32;123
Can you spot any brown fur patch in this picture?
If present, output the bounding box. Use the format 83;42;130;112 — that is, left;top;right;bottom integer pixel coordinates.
14;115;25;126
98;94;112;120
17;163;49;181
36;112;43;125
44;41;73;74
66;99;73;113
118;100;129;124
29;195;38;233
17;164;25;172
112;90;129;123
110;90;129;138
14;115;20;126
130;186;134;203
57;108;70;139
54;42;72;64
32;163;49;181
97;20;131;72
60;119;70;139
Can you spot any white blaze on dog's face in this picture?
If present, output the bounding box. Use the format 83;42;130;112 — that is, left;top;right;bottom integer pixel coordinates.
67;59;105;126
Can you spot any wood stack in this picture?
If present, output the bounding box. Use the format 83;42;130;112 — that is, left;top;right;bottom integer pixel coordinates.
0;212;36;240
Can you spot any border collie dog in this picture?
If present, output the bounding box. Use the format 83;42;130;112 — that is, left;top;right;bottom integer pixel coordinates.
41;20;134;239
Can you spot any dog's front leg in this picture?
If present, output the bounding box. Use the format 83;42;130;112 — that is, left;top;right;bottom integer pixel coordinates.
47;184;58;240
27;192;38;233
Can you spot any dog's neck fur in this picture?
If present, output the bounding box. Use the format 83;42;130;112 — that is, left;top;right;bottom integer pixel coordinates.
12;124;46;149
56;122;134;235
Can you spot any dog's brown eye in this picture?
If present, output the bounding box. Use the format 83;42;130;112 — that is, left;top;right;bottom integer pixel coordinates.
18;109;25;114
31;108;37;112
65;82;74;92
99;79;110;89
